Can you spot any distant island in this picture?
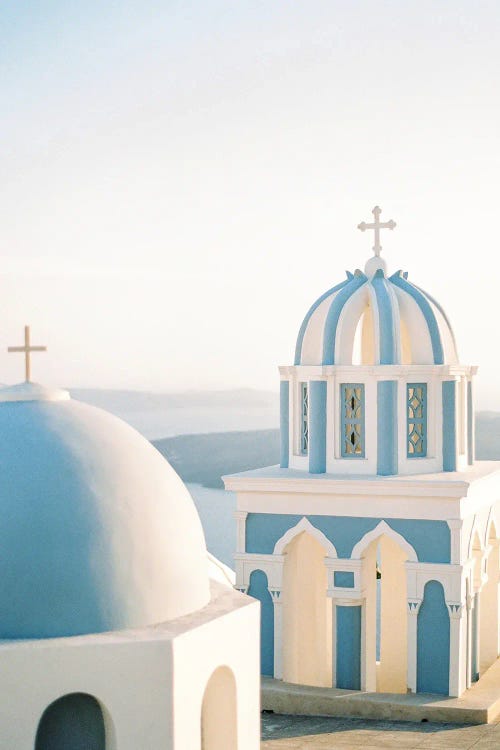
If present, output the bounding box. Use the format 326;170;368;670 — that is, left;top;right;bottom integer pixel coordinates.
70;387;500;488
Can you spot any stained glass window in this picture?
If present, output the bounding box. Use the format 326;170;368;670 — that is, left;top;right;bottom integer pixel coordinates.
300;382;309;455
407;383;427;458
341;383;365;458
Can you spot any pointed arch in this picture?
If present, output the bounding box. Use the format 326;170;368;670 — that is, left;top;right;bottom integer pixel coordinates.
485;509;499;546
468;517;485;558
351;520;418;561
273;517;337;557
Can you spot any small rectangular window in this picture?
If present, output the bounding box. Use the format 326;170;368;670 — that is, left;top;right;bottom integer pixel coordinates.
300;382;309;455
340;383;365;458
407;383;427;458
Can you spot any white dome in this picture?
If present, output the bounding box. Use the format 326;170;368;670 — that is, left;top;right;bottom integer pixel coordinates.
0;384;210;639
295;268;458;366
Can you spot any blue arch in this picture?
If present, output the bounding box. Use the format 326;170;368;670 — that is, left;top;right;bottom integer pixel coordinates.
417;581;450;695
294;277;351;365
322;273;367;365
390;272;444;364
248;569;274;676
372;270;398;364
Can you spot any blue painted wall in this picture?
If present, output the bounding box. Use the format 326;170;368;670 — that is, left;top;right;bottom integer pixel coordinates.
377;380;398;475
442;380;457;472
417;581;450;695
280;381;289;468
246;514;451;563
309;381;327;474
248;569;274;676
35;693;105;750
336;605;361;689
334;571;355;588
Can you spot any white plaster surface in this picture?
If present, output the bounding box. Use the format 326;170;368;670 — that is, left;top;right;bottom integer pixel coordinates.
0;583;260;750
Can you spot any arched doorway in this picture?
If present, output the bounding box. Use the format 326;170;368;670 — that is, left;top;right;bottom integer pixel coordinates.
201;666;237;750
35;693;105;750
247;569;274;676
359;531;410;693
480;522;499;674
417;580;450;695
281;530;331;687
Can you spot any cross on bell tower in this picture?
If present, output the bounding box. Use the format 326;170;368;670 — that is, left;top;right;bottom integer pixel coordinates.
8;326;47;383
358;205;396;258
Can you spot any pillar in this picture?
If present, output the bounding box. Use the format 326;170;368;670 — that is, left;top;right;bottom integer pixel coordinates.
406;600;421;693
442;380;457;471
270;589;283;680
448;602;466;697
280;381;289;468
377;380;398;476
234;511;248;554
309;380;327;474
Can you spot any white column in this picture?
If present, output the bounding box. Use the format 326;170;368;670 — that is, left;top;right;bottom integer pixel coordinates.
447;519;464;565
234;511;248;554
270;589;283;680
330;598;337;687
448;603;466;697
466;591;473;688
406;600;421;693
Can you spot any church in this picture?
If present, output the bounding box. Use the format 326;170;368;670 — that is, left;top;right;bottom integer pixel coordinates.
225;206;500;699
0;328;261;749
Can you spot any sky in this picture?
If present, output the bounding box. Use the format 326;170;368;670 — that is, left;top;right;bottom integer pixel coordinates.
1;1;500;406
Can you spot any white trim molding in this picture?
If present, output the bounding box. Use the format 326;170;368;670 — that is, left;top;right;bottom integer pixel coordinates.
273;516;338;557
351;520;418;562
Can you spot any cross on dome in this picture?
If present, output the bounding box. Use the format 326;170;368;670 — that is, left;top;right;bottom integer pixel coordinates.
8;326;47;383
358;205;396;258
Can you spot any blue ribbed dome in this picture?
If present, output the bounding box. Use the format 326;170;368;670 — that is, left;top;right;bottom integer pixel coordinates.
295;269;458;367
0;388;210;639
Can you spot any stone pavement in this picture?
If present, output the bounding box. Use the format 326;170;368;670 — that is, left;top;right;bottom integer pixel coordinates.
261;712;500;749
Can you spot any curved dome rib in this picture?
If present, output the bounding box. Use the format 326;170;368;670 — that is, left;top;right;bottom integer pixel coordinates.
294;276;351;365
412;282;458;356
390;271;444;365
322;273;367;365
371;269;400;365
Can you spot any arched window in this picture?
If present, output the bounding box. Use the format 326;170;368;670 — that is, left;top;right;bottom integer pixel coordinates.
201;666;237;750
35;693;105;750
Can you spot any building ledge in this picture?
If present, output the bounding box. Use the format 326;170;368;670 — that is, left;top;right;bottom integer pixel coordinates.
224;461;500;499
262;658;500;725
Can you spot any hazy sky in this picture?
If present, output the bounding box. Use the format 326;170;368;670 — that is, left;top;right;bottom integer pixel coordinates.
1;2;500;406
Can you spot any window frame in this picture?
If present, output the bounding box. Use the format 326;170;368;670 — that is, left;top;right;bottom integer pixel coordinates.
340;382;365;459
406;382;427;459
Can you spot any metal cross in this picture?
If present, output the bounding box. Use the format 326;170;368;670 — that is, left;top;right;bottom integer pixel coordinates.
357;206;396;257
8;326;47;383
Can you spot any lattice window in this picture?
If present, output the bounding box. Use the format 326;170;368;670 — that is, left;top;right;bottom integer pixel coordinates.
300;382;309;455
341;383;365;458
407;383;427;458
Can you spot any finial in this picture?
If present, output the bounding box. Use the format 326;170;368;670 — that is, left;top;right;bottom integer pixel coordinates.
8;326;47;383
